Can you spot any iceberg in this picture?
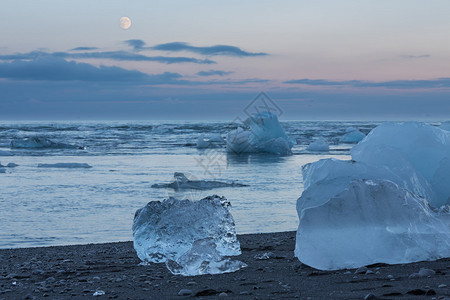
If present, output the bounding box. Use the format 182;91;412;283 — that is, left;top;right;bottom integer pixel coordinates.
10;137;84;150
196;134;224;149
296;179;450;271
351;122;450;207
166;238;247;276
339;128;365;143
306;138;329;152
151;172;247;190
296;122;450;270
37;163;92;168
226;112;294;155
133;195;241;264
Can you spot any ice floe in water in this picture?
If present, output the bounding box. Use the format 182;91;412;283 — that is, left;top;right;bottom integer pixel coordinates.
306;138;329;152
37;163;92;168
296;122;450;270
339;127;365;143
226;112;294;155
133;195;245;275
0;162;18;168
10;137;84;149
151;172;248;190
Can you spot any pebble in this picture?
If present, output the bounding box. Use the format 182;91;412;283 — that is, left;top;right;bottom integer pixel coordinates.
186;281;197;286
365;270;374;275
364;293;377;300
218;292;228;297
438;284;447;288
387;275;394;279
355;267;368;274
240;291;250;295
178;289;193;296
418;268;435;277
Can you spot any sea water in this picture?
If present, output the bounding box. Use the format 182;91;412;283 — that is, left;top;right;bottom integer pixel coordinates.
0;120;378;248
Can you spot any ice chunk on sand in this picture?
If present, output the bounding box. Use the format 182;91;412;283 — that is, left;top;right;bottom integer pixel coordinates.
196;134;224;149
166;238;247;276
10;137;84;149
151;172;247;190
133;195;241;264
339;128;365;143
351;122;450;207
300;157;435;213
37;163;92;168
226;112;294;155
296;179;450;271
306;138;329;152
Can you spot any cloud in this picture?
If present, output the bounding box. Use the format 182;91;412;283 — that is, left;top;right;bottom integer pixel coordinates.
71;47;98;51
196;70;234;77
124;39;146;51
284;78;450;89
0;56;184;83
152;42;268;57
399;54;431;59
0;50;216;65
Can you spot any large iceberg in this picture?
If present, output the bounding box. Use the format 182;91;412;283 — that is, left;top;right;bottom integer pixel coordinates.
226;112;294;155
296;122;450;270
133;195;245;275
11;137;84;150
296;179;450;270
151;172;248;190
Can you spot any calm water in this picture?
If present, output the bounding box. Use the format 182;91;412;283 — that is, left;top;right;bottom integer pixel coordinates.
0;120;379;248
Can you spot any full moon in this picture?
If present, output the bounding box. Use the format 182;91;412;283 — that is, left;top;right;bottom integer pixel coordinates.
119;17;131;30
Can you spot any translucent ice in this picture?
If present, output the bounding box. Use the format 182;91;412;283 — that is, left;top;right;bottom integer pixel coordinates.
151;172;248;190
166;238;247;276
11;137;84;149
296;179;450;270
351;122;450;207
226;112;294;155
306;138;329;152
339;128;365;143
133;195;241;264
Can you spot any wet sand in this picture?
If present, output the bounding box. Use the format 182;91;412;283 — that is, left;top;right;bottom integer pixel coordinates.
0;231;449;299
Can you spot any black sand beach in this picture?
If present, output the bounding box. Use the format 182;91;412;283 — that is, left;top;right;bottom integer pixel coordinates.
1;231;449;299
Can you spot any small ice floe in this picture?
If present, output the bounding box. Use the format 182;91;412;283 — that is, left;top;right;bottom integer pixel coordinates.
37;163;92;168
306;138;329;152
196;134;224;149
133;195;246;276
151;172;247;190
10;137;84;149
295;122;450;271
0;150;12;156
339;127;365;143
226;112;295;155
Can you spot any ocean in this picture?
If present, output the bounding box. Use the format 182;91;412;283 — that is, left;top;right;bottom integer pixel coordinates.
0;120;379;248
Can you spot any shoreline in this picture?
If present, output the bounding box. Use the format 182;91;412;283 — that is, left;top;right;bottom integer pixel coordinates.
1;231;449;299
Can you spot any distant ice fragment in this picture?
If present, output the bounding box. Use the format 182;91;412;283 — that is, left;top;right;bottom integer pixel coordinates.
37;163;92;168
226;112;294;155
133;195;241;264
296;179;450;271
151;172;248;190
306;138;329;152
10;137;84;149
166;238;247;276
0;168;5;173
0;150;12;156
6;163;18;167
196;134;224;149
339;128;365;143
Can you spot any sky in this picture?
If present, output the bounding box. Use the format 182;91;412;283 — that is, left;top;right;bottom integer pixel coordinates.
1;0;450;120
